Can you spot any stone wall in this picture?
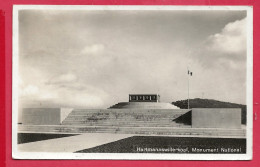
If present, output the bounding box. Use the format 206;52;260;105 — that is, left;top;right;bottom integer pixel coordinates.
192;108;241;129
22;108;74;125
21;108;242;129
22;108;61;125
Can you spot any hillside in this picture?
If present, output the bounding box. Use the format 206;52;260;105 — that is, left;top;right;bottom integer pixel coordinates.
172;98;246;124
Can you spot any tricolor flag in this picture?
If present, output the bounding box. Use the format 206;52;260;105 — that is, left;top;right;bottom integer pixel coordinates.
188;70;193;76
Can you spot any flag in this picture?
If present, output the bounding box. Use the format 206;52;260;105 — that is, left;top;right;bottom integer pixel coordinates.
188;70;192;76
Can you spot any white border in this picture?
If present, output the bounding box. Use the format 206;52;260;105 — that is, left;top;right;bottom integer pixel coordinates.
12;5;253;160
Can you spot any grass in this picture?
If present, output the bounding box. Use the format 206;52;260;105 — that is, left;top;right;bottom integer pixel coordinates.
18;133;78;144
76;136;246;154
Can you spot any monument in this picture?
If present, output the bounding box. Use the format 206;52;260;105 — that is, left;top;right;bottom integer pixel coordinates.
109;94;179;109
19;94;244;138
129;94;160;102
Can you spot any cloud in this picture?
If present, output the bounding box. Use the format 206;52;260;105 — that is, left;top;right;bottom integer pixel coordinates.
20;84;39;96
20;82;108;108
54;86;106;108
80;44;104;55
20;71;109;108
205;18;246;55
19;76;24;86
193;17;247;69
48;72;78;84
18;11;248;106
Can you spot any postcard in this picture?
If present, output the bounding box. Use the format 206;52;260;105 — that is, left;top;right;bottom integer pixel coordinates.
12;5;253;160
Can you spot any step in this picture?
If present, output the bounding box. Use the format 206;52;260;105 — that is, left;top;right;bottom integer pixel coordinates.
62;119;180;123
18;125;246;138
70;109;190;114
61;124;188;128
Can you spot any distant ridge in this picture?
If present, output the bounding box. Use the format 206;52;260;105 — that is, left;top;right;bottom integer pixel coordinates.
172;98;246;124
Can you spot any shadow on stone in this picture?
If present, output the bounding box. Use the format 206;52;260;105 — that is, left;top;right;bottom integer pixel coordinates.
172;110;191;125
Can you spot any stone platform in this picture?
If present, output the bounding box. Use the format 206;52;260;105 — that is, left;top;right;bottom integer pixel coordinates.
18;108;246;138
109;102;179;109
18;133;134;152
18;125;246;138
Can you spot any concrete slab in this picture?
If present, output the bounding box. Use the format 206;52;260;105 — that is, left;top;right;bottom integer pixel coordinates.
192;108;241;129
18;133;134;152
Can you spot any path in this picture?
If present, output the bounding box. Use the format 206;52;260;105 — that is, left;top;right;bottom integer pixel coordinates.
18;133;134;152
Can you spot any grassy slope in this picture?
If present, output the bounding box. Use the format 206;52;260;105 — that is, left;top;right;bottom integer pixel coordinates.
172;98;246;124
18;133;78;144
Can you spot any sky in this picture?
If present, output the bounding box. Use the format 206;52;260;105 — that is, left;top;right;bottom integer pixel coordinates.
18;9;248;109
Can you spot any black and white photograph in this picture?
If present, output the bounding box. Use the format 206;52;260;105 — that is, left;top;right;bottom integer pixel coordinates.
12;5;253;160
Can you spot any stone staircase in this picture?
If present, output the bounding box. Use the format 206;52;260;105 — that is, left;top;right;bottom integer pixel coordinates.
18;125;246;138
61;109;189;127
109;102;180;109
18;109;246;138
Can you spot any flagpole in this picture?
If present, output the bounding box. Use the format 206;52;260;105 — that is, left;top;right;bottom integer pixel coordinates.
188;68;190;109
